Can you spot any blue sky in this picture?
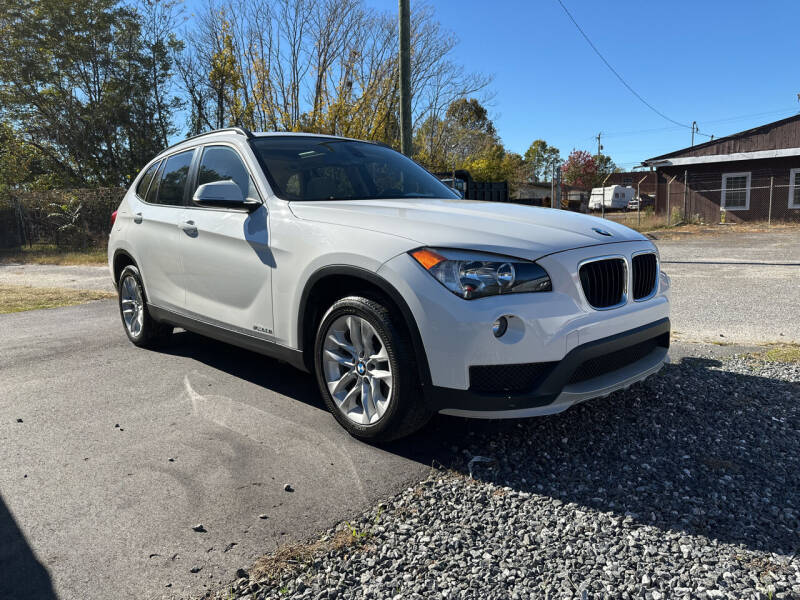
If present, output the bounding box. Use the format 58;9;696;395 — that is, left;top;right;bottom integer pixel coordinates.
368;0;800;169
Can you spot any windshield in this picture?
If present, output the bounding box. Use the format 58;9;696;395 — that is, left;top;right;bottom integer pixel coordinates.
249;136;459;201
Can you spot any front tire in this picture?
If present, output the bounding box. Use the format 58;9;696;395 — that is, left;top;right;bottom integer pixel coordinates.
314;296;432;442
117;265;172;348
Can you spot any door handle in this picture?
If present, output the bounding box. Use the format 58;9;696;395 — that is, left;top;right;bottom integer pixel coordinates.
180;220;198;236
133;212;143;224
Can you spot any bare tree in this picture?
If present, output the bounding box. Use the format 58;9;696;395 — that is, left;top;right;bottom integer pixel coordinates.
174;0;491;148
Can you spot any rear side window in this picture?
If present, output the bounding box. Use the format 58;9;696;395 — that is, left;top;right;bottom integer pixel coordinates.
155;150;194;206
135;161;160;199
197;146;260;202
145;161;163;204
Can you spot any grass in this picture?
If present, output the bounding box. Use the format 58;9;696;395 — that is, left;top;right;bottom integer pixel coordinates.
0;243;107;266
250;528;358;582
250;507;385;583
0;284;115;314
600;211;672;233
751;344;800;364
599;212;800;236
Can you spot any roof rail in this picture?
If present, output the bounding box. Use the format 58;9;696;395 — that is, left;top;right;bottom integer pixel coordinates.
163;126;254;152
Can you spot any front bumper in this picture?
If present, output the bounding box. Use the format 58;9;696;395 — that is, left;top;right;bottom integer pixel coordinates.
426;318;670;417
378;240;670;393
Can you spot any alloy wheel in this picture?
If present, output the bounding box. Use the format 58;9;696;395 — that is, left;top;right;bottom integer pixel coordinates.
321;315;394;425
120;275;144;337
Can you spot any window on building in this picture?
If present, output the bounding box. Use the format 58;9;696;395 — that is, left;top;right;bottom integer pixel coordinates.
623;177;632;186
721;172;750;210
789;168;800;209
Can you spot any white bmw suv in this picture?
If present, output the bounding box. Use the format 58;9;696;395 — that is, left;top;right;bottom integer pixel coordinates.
109;128;670;441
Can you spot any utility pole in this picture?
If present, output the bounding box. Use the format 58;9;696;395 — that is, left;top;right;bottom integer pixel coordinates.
596;132;603;156
398;0;412;156
691;121;698;146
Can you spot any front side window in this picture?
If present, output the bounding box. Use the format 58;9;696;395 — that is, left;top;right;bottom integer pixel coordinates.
197;145;260;202
789;168;800;209
155;150;194;206
721;172;750;210
250;136;459;201
136;161;160;199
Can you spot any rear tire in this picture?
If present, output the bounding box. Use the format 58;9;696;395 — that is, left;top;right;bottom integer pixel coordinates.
314;296;432;442
117;265;172;348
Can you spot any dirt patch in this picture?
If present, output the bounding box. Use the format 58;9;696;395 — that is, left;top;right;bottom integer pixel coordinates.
0;284;114;313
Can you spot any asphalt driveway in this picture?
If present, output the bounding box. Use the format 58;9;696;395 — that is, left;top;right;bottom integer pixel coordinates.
0;302;440;600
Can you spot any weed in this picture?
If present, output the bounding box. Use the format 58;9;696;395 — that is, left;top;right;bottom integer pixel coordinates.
0;284;115;313
344;520;370;540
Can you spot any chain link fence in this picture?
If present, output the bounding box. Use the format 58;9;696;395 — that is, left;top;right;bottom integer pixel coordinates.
0;188;125;249
661;174;800;226
583;170;800;231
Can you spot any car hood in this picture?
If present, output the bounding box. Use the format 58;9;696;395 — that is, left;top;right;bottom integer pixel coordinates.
289;198;647;261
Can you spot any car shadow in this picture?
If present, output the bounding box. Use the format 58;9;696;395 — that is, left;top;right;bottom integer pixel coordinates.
150;331;799;557
0;494;56;599
150;330;325;411
389;356;800;557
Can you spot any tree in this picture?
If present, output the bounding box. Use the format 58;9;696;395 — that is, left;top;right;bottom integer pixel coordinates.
0;0;183;186
413;97;499;173
138;0;185;148
177;0;490;146
0;122;69;193
561;150;597;190
523;140;561;183
461;143;504;182
593;153;618;184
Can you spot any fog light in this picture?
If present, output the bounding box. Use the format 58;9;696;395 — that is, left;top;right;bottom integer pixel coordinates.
492;316;508;338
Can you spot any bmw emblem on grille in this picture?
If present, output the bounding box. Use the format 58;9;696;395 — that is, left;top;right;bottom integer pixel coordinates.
592;227;613;237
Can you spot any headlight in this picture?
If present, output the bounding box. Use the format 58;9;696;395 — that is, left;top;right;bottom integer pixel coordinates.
410;248;552;299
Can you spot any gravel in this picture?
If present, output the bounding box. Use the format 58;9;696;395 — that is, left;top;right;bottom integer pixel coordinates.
209;354;800;600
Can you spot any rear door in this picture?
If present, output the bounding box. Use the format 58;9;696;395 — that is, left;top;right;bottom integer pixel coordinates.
133;149;195;311
180;144;274;335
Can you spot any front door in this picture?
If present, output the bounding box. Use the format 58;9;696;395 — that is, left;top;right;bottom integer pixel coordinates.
180;144;274;336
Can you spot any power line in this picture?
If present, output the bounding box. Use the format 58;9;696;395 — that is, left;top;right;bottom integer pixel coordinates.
583;106;800;142
555;0;691;130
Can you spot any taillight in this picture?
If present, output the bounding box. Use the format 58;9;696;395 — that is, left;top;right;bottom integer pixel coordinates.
111;210;118;229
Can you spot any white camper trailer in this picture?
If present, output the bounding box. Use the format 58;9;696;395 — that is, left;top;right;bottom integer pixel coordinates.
588;185;635;211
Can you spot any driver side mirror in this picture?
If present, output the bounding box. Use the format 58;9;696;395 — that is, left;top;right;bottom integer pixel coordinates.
193;180;260;211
